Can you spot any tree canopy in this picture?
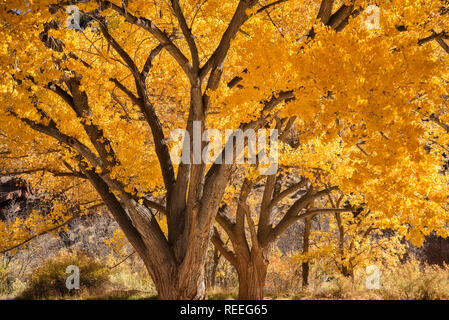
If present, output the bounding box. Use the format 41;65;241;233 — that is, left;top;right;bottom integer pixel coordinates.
2;0;449;299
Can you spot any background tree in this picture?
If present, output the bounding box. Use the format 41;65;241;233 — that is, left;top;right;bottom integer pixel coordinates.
294;208;407;282
212;166;351;299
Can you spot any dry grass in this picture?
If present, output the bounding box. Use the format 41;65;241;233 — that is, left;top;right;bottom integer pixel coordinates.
283;259;449;300
206;287;237;300
4;253;449;300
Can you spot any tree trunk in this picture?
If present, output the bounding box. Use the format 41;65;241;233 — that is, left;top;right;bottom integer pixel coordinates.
210;248;220;289
155;277;206;300
302;262;309;287
302;217;311;287
235;249;268;300
145;260;206;300
334;212;354;279
341;265;353;278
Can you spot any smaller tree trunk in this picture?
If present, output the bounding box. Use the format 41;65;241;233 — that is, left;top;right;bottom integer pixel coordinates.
341;262;354;279
334;212;353;279
210;248;220;288
302;262;309;287
235;249;268;300
302;217;312;287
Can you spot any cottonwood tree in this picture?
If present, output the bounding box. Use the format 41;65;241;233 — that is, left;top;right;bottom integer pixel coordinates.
211;168;351;299
210;116;350;299
1;0;449;300
0;0;309;299
295;206;407;283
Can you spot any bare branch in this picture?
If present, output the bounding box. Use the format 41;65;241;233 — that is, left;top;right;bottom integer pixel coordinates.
211;226;237;266
108;251;136;269
143;198;168;216
299;208;352;219
256;0;288;14
268;179;308;211
110;78;141;105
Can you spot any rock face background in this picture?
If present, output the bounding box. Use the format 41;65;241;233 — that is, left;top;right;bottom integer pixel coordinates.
0;177;35;220
0;176;120;261
423;235;449;266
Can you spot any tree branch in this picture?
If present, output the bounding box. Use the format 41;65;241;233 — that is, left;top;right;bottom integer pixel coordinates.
95;0;195;82
199;0;258;81
110;78;141;105
170;0;200;71
211;226;237;266
143;197;168;216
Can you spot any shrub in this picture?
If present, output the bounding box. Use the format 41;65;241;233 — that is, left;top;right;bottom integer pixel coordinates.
20;249;109;299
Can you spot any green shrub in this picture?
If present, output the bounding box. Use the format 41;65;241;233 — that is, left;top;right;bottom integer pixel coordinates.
20;249;109;299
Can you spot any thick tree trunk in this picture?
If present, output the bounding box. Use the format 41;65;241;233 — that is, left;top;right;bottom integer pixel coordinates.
109;195;215;300
156;273;206;300
235;250;268;300
143;258;206;300
157;284;205;300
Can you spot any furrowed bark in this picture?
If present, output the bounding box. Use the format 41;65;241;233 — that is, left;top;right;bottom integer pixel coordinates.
235;247;269;300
